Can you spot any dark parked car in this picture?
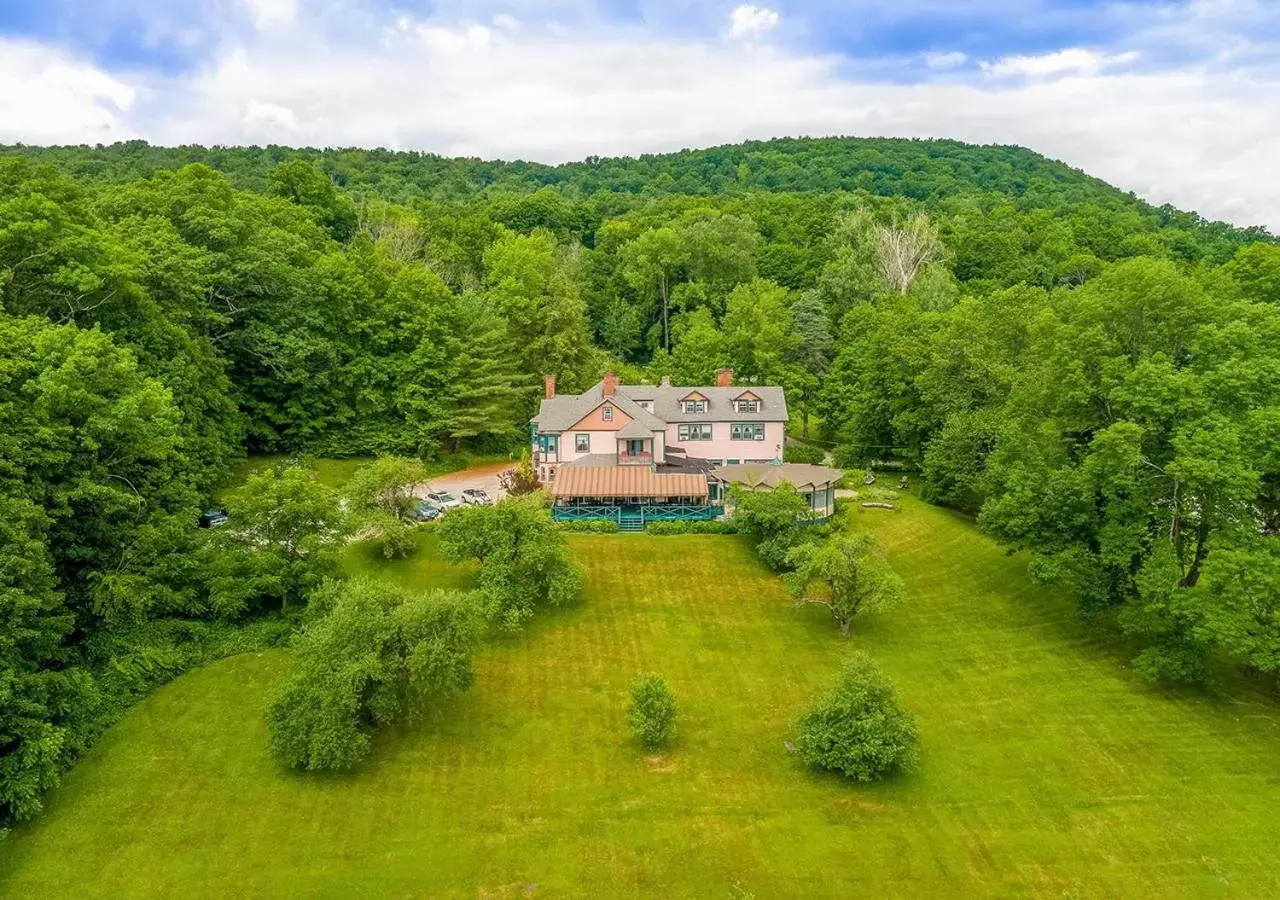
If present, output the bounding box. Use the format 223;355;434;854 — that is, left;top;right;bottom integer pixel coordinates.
198;508;228;528
411;499;442;522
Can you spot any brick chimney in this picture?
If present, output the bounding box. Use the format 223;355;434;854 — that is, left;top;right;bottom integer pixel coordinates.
660;375;671;387
602;371;619;397
716;367;733;387
544;375;556;400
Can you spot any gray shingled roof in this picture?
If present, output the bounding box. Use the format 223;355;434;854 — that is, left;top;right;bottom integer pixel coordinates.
618;384;787;423
532;380;788;432
531;382;667;433
711;463;844;490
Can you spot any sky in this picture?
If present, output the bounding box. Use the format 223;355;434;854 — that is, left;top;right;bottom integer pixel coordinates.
1;0;1278;229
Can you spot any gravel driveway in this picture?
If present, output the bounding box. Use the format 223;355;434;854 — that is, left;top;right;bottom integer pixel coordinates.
415;460;513;503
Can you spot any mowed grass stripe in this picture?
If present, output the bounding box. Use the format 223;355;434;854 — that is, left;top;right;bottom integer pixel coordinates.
2;501;1279;897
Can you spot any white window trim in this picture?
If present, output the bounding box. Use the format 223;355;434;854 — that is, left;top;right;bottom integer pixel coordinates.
575;433;590;453
603;406;613;421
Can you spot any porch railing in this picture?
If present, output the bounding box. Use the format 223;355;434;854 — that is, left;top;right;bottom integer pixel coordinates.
551;503;725;524
552;505;622;522
640;504;723;522
618;450;653;465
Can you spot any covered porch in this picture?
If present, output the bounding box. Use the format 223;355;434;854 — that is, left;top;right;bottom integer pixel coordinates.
549;465;721;530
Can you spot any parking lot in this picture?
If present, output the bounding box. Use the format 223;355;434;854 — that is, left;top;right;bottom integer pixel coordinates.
414;460;512;506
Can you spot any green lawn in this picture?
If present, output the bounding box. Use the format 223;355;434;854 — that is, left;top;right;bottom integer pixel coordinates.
4;500;1280;897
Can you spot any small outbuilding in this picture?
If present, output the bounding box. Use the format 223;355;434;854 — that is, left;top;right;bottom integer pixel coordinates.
710;463;844;520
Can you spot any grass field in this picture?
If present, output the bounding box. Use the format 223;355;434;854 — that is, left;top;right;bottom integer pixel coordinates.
4;500;1280;897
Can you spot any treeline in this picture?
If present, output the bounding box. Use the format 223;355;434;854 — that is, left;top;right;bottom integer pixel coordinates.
2;136;1279;828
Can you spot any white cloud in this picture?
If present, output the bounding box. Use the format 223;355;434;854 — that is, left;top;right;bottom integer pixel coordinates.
242;0;299;31
0;39;136;144
0;22;1278;231
728;5;780;39
924;51;968;70
982;48;1141;78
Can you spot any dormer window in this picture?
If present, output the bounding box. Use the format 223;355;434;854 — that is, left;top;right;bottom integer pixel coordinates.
733;391;761;414
679;391;708;414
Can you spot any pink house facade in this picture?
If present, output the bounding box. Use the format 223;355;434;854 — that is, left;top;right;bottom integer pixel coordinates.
531;369;788;484
532;370;841;529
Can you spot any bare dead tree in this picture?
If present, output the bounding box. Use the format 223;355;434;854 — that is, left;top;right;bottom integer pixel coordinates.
874;213;944;296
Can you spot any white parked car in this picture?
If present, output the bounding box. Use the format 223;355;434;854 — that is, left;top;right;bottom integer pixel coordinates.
426;489;463;511
461;488;491;506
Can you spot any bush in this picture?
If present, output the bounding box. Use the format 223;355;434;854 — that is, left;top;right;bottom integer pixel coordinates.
785;443;826;465
645;519;738;535
628;673;678;750
794;653;918;782
556;519;622;533
731;482;814;571
378;521;419;559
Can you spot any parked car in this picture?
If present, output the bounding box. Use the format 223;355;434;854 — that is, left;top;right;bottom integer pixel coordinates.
461;488;491;506
198;508;228;528
426;490;463;511
411;499;442;522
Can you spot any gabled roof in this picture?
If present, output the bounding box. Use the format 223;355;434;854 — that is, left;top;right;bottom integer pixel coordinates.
616;420;653;439
711;463;843;490
532;380;789;430
679;390;708;402
621;384;788;423
532;383;667;433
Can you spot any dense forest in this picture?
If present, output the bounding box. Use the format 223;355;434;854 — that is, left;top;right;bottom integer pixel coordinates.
3;136;1280;828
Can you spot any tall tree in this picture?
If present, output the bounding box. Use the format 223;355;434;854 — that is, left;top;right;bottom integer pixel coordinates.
620;225;684;352
485;228;594;388
444;294;530;451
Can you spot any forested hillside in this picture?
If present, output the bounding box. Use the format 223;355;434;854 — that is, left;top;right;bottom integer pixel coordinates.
3;136;1280;829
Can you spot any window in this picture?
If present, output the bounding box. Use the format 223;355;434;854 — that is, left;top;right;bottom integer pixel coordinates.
681;399;708;414
602;406;613;422
536;434;558;453
575;434;590;453
547;467;556;482
731;422;765;441
677;423;712;441
735;399;760;413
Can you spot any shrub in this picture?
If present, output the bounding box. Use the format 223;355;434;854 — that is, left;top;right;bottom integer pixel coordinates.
794;653;918;782
628;673;678;750
785;443;826;465
557;519;622;533
731;482;814;571
497;452;540;496
645;519;738;535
